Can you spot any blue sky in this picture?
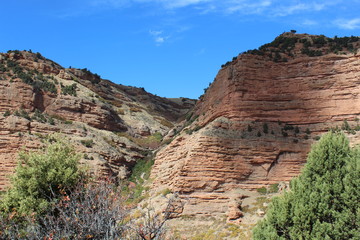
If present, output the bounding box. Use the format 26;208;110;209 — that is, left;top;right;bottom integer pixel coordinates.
1;1;360;99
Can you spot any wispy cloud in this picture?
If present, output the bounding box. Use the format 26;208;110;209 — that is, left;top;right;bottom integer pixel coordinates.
271;2;328;17
90;0;347;18
225;0;272;15
91;0;210;9
149;30;168;45
161;0;210;9
194;48;206;56
91;0;129;8
302;19;318;26
89;0;359;32
334;18;360;30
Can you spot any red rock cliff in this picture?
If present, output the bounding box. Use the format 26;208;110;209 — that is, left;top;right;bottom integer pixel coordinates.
0;50;195;190
151;33;360;216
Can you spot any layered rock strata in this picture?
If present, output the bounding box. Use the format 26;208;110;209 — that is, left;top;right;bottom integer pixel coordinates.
151;33;360;217
0;50;195;190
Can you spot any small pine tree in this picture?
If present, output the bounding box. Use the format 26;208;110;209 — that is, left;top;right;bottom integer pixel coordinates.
253;132;360;239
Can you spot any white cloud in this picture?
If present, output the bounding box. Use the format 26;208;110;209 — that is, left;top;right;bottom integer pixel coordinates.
226;0;272;15
149;29;168;45
89;0;358;33
91;0;129;7
149;30;163;36
91;0;211;8
334;18;360;30
161;0;210;8
90;0;345;18
155;36;165;43
272;2;327;17
195;4;216;14
302;19;318;26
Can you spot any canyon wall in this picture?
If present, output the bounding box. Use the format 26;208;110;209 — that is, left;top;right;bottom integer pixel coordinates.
0;50;195;190
151;33;360;217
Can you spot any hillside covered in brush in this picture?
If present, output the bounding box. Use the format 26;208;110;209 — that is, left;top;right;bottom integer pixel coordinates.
0;50;195;189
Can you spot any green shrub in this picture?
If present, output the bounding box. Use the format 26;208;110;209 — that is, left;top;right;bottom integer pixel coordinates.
301;48;323;57
152;132;163;142
14;109;30;120
129;158;154;185
268;183;279;193
253;132;360;239
161;188;172;196
81;68;101;84
273;52;281;62
294;126;300;134
125;155;154;203
32;109;46;123
3;110;11;117
257;187;267;194
61;83;77;96
342;119;351;131
47;116;55;125
33;79;57;94
0;135;85;218
19;72;34;84
80;139;94;148
63;120;73;124
35;52;43;60
263;123;269;134
0;63;7;72
283;124;294;131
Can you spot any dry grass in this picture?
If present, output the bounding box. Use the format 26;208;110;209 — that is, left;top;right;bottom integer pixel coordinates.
155;116;174;128
116;132;163;149
129;106;143;113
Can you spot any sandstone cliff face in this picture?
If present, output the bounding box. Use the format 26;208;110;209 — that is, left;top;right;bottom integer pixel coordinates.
0;50;195;190
151;33;360;217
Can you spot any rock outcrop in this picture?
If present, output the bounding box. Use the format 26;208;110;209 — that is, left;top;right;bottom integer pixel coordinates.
0;50;195;190
151;33;360;217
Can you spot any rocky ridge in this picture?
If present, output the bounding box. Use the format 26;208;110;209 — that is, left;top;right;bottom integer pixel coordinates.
151;33;360;220
0;50;195;190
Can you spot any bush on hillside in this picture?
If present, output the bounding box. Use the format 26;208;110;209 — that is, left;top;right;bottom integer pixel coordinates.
0;134;177;239
253;131;360;239
0;135;85;218
61;83;77;96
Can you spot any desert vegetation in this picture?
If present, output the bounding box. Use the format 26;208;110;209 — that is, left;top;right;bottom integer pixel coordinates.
1;53;58;94
0;135;178;239
253;131;359;239
220;33;360;68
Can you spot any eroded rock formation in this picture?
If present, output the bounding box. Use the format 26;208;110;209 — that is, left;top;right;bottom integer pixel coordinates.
151;33;360;217
0;50;195;190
